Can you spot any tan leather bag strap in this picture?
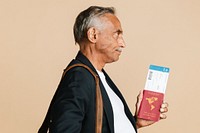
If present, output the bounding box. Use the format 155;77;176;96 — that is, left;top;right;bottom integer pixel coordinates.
38;63;103;133
64;64;103;133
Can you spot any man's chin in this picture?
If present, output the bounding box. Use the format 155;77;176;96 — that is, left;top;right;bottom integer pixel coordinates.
107;57;120;64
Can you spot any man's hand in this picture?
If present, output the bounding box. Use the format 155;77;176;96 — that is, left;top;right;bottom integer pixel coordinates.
135;90;169;129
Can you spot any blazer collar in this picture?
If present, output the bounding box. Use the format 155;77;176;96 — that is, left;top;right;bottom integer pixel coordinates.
75;51;97;73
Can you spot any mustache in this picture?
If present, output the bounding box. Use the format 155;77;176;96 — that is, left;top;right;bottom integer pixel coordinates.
116;48;122;52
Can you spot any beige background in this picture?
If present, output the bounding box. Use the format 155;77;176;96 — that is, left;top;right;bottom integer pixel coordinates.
1;0;200;132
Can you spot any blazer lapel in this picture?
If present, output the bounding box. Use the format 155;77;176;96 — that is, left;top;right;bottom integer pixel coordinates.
103;71;138;132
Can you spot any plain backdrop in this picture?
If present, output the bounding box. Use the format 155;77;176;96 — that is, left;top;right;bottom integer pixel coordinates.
1;0;200;132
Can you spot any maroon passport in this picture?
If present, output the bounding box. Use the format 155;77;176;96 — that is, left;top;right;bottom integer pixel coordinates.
138;90;164;121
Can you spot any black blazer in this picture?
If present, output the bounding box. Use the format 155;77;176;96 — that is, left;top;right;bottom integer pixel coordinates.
49;51;137;133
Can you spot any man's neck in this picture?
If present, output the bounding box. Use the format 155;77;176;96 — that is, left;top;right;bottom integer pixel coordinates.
80;45;105;71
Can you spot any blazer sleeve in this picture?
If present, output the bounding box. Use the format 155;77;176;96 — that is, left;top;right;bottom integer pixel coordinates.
49;67;95;133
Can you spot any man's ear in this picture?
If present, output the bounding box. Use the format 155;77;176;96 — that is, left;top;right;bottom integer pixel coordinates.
87;27;98;43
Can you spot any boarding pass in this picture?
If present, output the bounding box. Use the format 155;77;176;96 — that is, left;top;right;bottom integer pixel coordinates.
144;65;170;94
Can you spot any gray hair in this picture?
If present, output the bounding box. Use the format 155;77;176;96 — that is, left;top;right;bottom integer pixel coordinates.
73;6;115;45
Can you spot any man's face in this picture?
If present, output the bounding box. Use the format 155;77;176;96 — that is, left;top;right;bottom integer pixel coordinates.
95;13;125;64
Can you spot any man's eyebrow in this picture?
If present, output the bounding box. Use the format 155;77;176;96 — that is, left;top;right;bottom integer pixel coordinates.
114;29;123;34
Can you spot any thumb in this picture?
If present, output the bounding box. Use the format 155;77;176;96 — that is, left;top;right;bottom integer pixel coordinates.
135;90;143;115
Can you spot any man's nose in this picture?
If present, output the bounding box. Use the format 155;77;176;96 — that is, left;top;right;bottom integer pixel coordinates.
118;37;126;48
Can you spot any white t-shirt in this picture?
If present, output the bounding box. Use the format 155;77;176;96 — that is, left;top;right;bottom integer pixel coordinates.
97;70;136;133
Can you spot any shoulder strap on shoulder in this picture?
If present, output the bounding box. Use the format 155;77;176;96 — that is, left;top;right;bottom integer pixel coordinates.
62;63;98;79
38;63;103;133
